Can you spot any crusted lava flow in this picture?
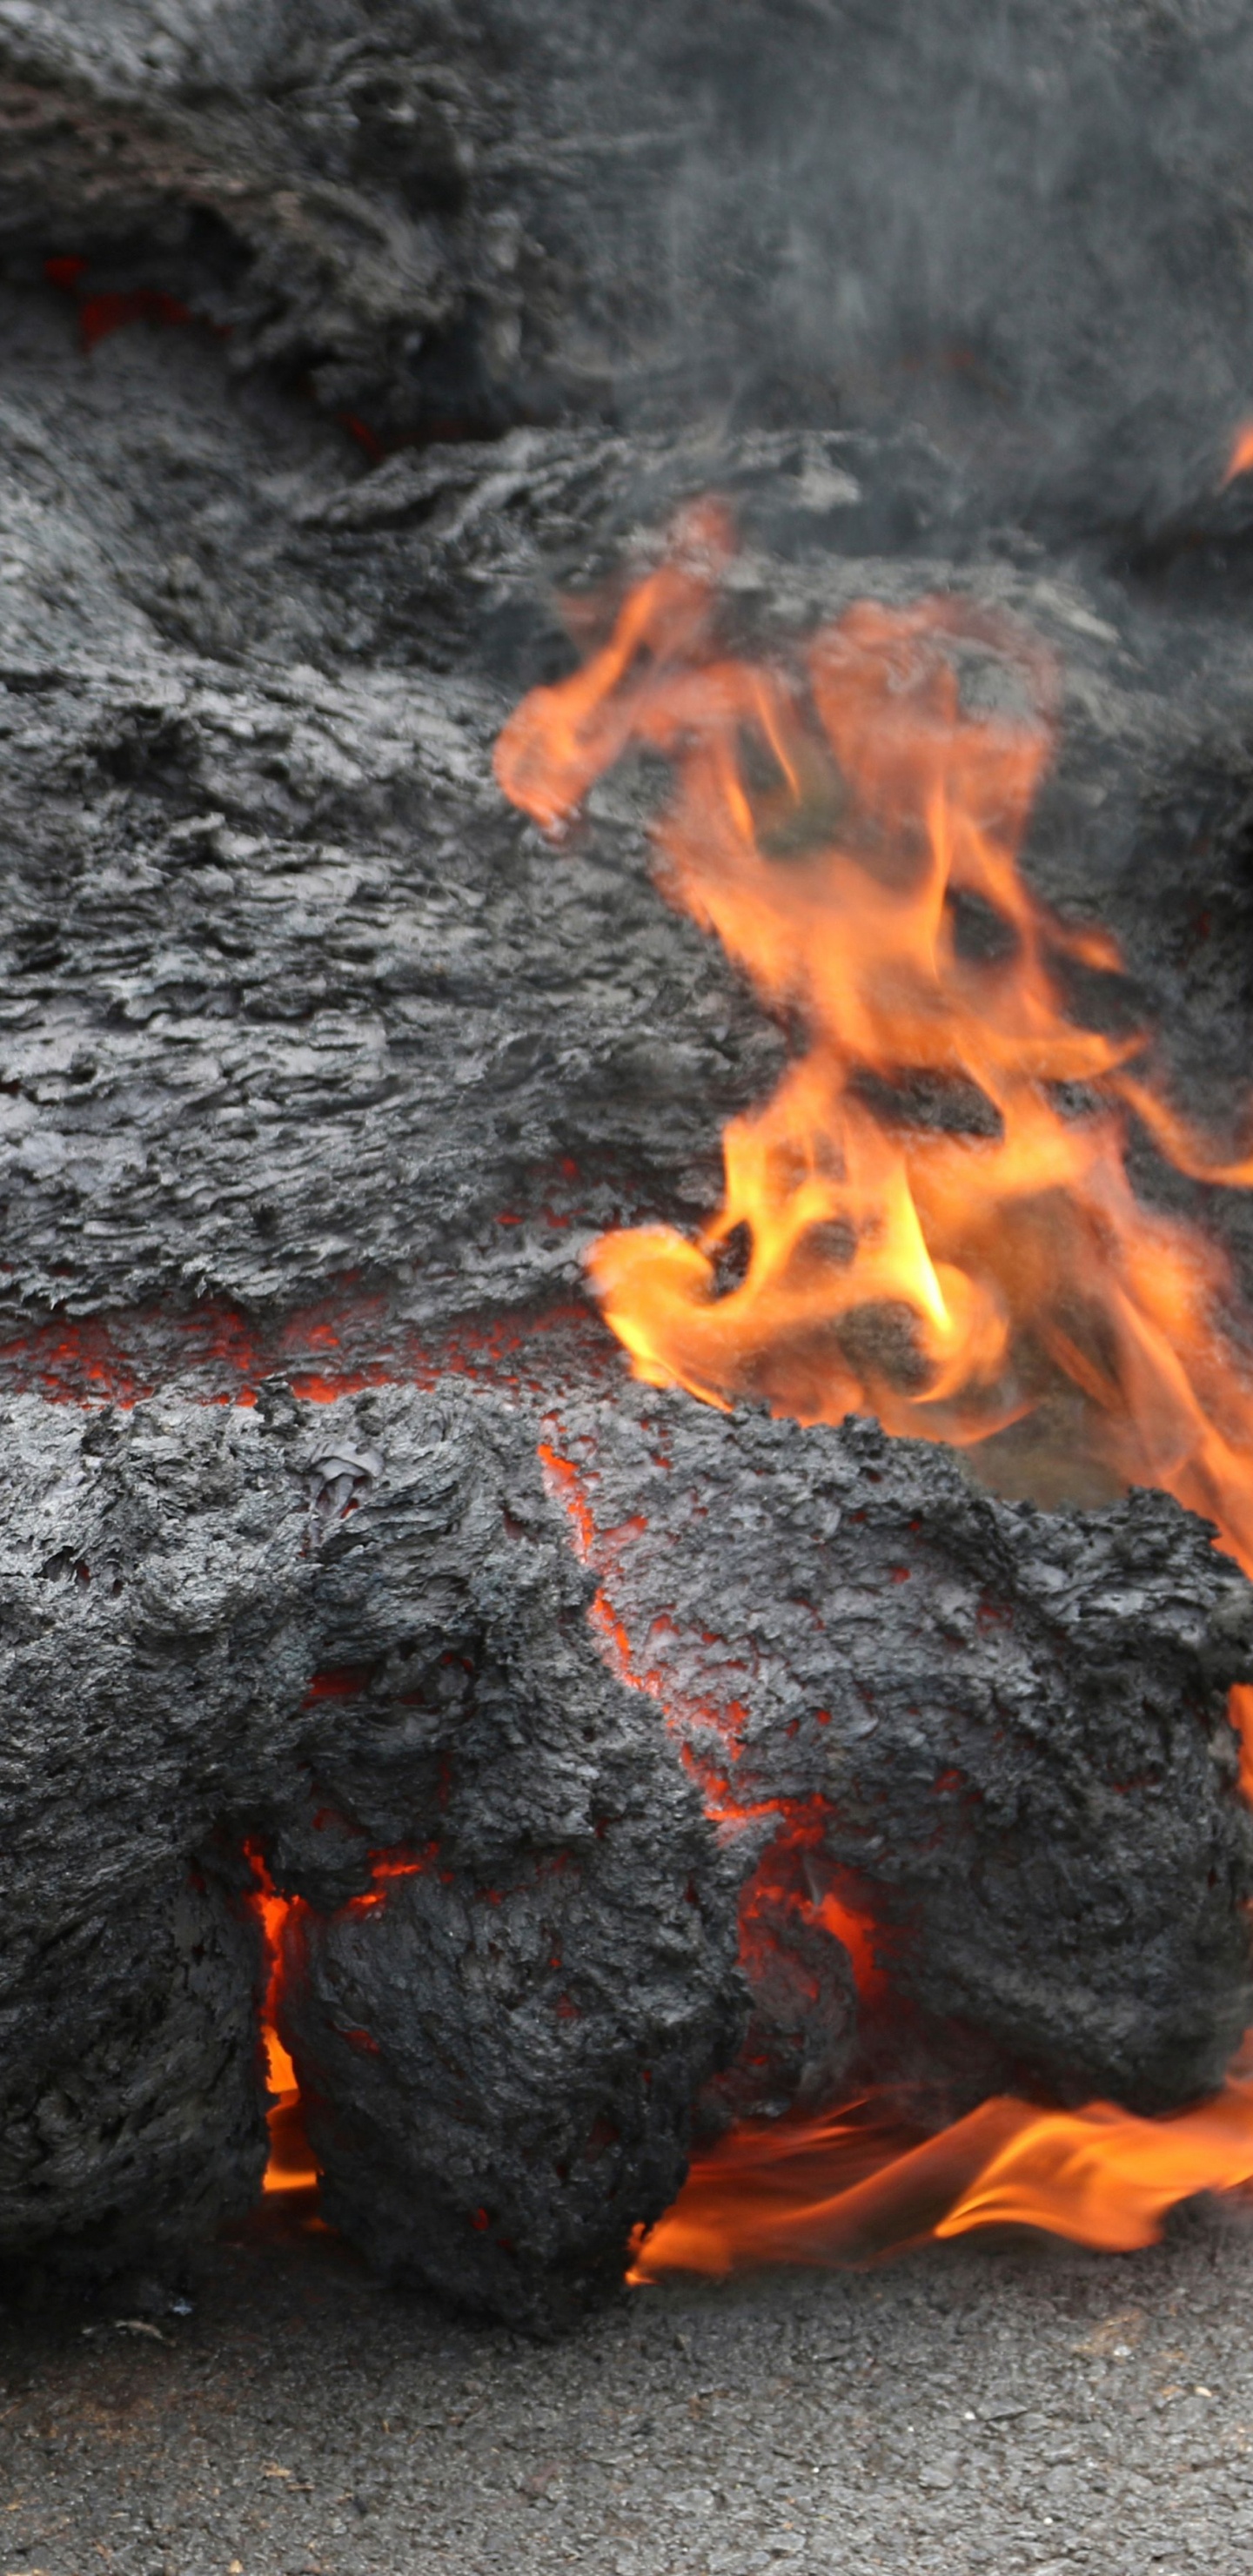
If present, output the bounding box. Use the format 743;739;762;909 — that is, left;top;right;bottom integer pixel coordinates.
538;1426;888;2109
245;1844;316;2197
495;506;1253;2269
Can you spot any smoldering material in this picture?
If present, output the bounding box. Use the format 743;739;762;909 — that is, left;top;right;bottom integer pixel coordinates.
3;1377;1251;2324
0;1381;741;2326
5;0;1253;2329
5;0;1253;519
6;328;1253;1356
553;1385;1253;2115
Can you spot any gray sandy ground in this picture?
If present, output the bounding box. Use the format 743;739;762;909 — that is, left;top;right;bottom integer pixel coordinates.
3;2197;1253;2572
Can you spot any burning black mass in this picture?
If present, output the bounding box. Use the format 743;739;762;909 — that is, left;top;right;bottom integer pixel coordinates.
7;0;1253;2324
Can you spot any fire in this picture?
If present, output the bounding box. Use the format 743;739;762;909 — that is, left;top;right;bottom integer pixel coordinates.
245;1846;317;2195
630;2075;1253;2277
1223;419;1253;485
244;1837;423;2198
497;505;1253;2266
496;507;1253;1573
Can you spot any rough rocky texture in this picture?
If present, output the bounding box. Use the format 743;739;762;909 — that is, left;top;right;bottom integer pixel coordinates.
5;280;1253;1354
4;1368;1253;2319
0;292;793;1344
8;0;1253;2325
0;3;549;443
549;1385;1253;2115
6;0;1253;513
0;1379;740;2327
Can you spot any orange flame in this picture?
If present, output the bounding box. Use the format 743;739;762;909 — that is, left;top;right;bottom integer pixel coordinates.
631;2075;1253;2277
496;517;1253;1573
496;509;1253;2266
245;1845;317;2195
1223;419;1253;486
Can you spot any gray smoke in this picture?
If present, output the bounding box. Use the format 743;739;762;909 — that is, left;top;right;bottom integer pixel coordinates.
7;0;1253;525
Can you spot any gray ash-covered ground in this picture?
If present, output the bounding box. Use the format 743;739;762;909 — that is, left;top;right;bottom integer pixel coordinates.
4;2196;1253;2575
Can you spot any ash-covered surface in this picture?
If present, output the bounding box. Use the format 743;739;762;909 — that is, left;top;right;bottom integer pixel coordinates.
5;2197;1253;2575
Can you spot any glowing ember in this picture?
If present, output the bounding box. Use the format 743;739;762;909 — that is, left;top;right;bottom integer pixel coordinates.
245;1837;432;2196
1224;419;1253;485
245;1845;317;2195
497;505;1253;2265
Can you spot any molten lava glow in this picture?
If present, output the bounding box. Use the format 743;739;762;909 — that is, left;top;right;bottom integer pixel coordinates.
245;1847;317;2195
497;504;1253;2267
1224;419;1253;485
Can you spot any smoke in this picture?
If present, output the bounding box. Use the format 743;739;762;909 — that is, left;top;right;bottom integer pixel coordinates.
0;0;305;90
486;0;1253;528
8;0;1253;523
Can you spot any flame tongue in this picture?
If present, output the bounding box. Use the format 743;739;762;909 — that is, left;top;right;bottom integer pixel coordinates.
496;521;1253;1574
497;513;1253;2270
629;2078;1253;2278
245;1844;317;2196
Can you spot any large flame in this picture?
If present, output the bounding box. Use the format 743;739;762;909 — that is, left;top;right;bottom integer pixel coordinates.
497;504;1253;2265
497;503;1253;1568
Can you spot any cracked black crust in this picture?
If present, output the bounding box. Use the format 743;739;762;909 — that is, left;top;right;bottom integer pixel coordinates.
0;1380;741;2321
3;1376;1251;2322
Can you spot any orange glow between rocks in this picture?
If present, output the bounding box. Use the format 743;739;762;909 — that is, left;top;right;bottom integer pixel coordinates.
245;1846;317;2196
246;1835;434;2196
497;504;1253;2271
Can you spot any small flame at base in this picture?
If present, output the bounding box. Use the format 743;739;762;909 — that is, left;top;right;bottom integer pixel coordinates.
1223;419;1253;486
631;2076;1253;2280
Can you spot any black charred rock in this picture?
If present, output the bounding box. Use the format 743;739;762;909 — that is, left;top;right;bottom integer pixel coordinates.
550;1386;1253;2116
6;0;1253;511
7;0;1253;2331
3;295;1253;1355
0;1381;741;2323
3;1372;1252;2325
